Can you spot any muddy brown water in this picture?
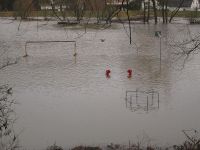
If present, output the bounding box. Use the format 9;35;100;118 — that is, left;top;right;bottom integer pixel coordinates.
0;18;200;149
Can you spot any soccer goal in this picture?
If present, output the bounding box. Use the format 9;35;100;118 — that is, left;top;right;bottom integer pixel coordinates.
24;40;77;57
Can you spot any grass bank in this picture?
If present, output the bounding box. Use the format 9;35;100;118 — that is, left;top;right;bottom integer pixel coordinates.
1;10;199;19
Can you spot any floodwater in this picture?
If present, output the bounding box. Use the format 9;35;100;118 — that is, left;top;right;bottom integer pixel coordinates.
0;18;200;149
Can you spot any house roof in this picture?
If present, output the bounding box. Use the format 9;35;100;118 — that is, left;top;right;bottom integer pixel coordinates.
167;0;199;8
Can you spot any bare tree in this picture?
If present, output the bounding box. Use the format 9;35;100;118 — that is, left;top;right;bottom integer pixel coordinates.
13;0;35;19
165;0;168;23
0;42;19;150
158;0;169;24
142;0;151;24
169;0;185;23
147;0;150;23
143;0;147;23
169;26;200;68
151;0;157;24
174;129;200;150
0;85;19;150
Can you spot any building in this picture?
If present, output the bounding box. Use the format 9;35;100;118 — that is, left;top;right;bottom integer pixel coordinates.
141;0;158;10
140;0;200;11
40;0;106;11
106;0;128;6
167;0;200;11
191;0;200;9
106;0;136;6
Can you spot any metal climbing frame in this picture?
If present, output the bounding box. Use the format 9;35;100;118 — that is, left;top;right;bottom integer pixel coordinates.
125;89;160;112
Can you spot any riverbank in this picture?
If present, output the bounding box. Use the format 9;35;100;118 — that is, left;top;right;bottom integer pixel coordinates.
46;140;200;150
0;10;199;19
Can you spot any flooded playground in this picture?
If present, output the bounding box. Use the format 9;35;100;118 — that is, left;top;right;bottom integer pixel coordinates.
0;18;200;149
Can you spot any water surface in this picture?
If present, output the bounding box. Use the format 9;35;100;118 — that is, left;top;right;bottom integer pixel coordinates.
0;18;200;149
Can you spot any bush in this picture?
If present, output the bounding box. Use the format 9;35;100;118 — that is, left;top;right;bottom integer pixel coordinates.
46;143;63;150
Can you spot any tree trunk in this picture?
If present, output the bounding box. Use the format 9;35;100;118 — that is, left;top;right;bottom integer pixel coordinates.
147;0;150;23
165;0;168;23
162;1;165;23
151;0;157;24
126;0;131;44
143;1;146;24
169;0;185;23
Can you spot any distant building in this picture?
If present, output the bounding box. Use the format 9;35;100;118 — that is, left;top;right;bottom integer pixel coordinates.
106;0;128;6
191;0;200;9
140;0;200;11
40;5;52;10
38;0;200;12
40;0;143;12
167;0;200;11
40;0;106;11
141;0;158;10
40;4;67;11
106;0;136;6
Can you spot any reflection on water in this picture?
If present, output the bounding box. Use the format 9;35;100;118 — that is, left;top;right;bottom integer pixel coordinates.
0;18;200;149
125;89;159;113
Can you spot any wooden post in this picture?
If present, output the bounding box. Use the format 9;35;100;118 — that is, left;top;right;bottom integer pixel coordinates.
147;96;149;112
160;36;162;71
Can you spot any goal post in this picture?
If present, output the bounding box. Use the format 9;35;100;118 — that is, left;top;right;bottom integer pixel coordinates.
24;40;77;57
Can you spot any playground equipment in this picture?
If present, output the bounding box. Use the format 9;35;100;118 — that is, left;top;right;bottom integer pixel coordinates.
127;69;132;78
106;69;111;78
24;40;77;57
125;89;160;113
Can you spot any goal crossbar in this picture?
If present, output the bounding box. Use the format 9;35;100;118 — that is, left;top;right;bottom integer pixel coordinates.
24;40;77;57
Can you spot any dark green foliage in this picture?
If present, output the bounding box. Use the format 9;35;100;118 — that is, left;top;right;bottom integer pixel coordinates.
0;0;15;11
46;143;63;150
72;146;101;150
173;140;200;150
0;0;40;11
128;0;142;10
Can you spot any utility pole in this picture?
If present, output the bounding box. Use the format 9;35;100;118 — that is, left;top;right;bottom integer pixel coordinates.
155;31;162;72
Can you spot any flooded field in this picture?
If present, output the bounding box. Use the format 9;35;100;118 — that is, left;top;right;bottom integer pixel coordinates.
0;18;200;149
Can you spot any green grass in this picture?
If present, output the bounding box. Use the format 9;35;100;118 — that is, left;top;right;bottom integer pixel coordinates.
1;10;199;20
63;23;119;30
0;11;14;17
